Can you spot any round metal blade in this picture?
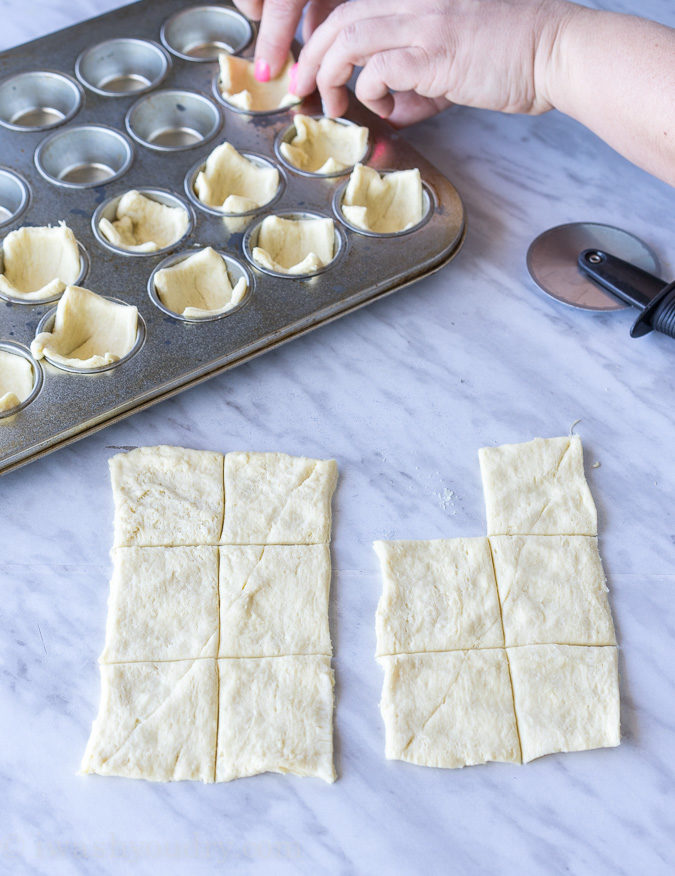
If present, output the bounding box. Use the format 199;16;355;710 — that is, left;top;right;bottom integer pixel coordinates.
526;222;661;312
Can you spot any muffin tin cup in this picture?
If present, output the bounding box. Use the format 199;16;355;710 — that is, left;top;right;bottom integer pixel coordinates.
0;341;43;419
184;152;286;218
75;38;171;98
211;73;301;119
147;248;254;323
34;298;146;374
35;124;134;189
333;175;436;238
125;89;222;152
243;210;347;281
0;70;83;132
160;5;253;62
0;241;90;306
91;188;195;258
274;116;371;179
0;167;30;228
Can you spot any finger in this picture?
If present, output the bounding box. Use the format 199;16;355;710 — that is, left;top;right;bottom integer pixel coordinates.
301;0;345;43
355;47;430;117
295;0;407;95
255;0;307;79
386;92;452;128
316;14;417;116
232;0;264;20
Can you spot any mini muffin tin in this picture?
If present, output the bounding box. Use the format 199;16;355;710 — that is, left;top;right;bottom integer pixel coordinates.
0;0;465;475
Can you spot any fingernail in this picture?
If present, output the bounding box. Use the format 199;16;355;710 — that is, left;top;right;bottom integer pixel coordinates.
288;62;299;94
254;59;270;83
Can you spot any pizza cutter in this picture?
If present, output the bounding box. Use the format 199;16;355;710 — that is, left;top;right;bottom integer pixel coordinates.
527;222;675;340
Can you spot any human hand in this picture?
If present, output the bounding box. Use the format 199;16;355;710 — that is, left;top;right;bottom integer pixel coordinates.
232;0;346;81
294;0;574;126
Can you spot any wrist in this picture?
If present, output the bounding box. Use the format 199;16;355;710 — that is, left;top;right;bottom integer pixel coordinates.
534;1;593;114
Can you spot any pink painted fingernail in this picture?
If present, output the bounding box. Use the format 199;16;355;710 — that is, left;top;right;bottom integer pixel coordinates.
254;59;270;82
288;62;299;94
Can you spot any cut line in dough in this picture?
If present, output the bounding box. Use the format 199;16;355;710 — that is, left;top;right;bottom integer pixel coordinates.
0;222;81;301
217;53;299;113
154;247;248;319
252;215;336;275
0;349;34;412
30;285;138;370
194;142;280;213
341;164;425;234
279;116;369;175
99;190;189;253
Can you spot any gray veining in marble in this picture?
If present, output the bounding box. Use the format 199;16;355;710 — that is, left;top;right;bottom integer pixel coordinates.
0;1;673;874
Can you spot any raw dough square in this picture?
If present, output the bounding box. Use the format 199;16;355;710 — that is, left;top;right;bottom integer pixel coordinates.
220;451;338;544
373;537;504;656
100;546;219;662
507;644;620;762
111;446;224;547
479;436;597;536
219;545;331;657
153;247;247;318
81;659;218;782
490;535;615;646
378;650;521;768
218;53;299;112
216;655;335;782
0;222;80;301
98;190;188;253
252;215;336;275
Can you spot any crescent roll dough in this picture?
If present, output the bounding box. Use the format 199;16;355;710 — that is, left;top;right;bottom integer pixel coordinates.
252;215;335;275
0;222;80;301
0;350;34;412
194;142;279;213
280;115;368;175
342;165;424;233
218;53;299;112
154;247;247;318
99;190;189;253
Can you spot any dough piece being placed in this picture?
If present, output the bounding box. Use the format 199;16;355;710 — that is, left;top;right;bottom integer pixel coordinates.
30;285;138;369
99;190;189;253
280;115;369;175
479;436;597;536
221;451;337;544
194;142;279;213
154;247;247;318
110;445;224;547
342;164;424;233
81;659;217;782
218;53;299;112
216;655;335;782
378;650;521;768
0;350;33;412
252;215;335;275
219;545;331;657
0;222;80;301
507;644;620;762
100;546;219;662
374;537;504;656
490;535;615;646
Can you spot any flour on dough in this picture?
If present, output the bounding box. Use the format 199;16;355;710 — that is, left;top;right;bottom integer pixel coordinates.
30;285;138;370
342;164;424;233
490;535;615;646
507;644;620;762
81;659;217;782
100;546;219;662
374;537;504;656
220;451;337;544
378;650;521;768
280;115;369;175
218;53;299;112
99;190;189;253
110;445;224;547
154;247;247;318
252;215;335;275
0;350;34;412
194;142;279;213
479;436;597;536
216;655;335;782
0;222;80;301
219;545;331;657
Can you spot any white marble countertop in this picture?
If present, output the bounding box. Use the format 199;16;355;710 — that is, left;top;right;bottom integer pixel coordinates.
1;1;674;873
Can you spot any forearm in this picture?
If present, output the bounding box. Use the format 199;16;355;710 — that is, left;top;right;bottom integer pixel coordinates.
542;4;675;185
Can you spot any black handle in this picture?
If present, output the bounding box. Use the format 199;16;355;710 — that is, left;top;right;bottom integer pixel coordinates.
578;249;665;310
632;281;675;339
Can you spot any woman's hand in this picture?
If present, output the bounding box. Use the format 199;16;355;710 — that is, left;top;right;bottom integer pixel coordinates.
293;0;572;125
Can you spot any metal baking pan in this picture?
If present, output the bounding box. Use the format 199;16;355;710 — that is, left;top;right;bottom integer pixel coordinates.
0;0;465;475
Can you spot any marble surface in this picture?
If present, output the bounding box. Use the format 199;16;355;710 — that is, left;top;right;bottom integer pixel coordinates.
1;1;674;873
